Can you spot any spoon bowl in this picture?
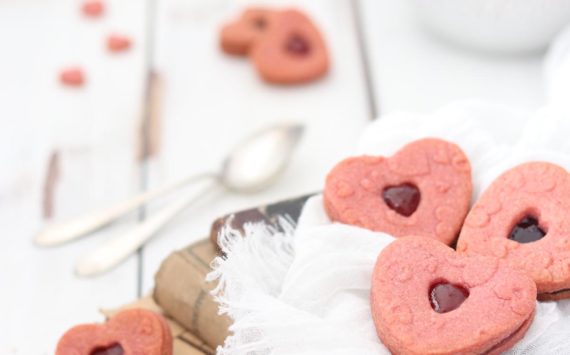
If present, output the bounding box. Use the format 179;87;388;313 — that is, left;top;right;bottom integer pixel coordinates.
221;124;304;192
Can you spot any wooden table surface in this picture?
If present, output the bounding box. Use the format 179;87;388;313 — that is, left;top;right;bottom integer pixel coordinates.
0;0;545;353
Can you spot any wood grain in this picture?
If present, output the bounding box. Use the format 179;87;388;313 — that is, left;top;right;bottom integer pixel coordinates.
0;0;147;353
42;150;61;219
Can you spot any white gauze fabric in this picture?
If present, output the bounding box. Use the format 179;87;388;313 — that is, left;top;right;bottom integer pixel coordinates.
208;25;570;355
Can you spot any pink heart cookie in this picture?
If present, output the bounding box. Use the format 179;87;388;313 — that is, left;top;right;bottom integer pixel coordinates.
220;8;329;85
250;9;329;85
458;161;570;300
324;138;472;245
56;308;172;355
220;8;277;56
371;236;536;355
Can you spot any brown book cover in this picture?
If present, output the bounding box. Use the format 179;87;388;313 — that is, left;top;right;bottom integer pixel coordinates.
153;239;231;351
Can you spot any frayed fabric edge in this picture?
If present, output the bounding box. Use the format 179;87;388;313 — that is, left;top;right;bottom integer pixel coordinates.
206;217;297;355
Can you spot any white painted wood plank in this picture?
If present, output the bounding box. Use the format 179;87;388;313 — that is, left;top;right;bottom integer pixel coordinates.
0;1;146;353
141;0;370;292
360;0;545;114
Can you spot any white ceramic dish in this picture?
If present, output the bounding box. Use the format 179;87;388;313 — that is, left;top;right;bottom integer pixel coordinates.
410;0;570;53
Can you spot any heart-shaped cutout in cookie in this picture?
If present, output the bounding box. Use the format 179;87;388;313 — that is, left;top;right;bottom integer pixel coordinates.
429;281;470;313
250;9;329;84
457;161;570;300
508;216;546;244
324;138;472;245
371;236;536;355
56;308;172;355
220;8;277;56
91;344;124;355
382;183;421;217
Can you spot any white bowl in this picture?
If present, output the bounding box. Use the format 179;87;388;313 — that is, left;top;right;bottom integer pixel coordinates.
410;0;570;53
545;24;570;103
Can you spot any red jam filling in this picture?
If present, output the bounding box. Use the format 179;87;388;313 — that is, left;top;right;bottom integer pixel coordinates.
91;344;124;355
430;282;469;314
382;183;420;217
286;35;311;56
508;216;546;243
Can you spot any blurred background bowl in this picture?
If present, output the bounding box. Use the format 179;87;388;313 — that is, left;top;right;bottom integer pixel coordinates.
410;0;570;54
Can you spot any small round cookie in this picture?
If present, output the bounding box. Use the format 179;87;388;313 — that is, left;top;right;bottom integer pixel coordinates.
250;9;329;84
457;161;570;300
324;138;472;245
371;236;536;355
56;308;173;355
220;8;277;56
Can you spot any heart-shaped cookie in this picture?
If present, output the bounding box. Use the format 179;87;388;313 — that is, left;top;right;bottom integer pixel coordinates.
220;8;329;85
324;138;472;245
371;236;536;355
220;8;277;56
250;9;329;84
457;161;570;300
56;308;172;355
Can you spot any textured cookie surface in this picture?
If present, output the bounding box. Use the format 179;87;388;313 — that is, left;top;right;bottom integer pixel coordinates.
371;237;536;355
56;308;173;355
324;138;472;245
457;162;570;298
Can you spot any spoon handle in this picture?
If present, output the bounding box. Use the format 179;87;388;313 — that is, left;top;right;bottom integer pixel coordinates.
75;179;219;277
35;172;216;247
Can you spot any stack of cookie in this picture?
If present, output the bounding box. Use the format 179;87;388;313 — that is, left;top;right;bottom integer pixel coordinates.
324;138;568;354
220;8;329;85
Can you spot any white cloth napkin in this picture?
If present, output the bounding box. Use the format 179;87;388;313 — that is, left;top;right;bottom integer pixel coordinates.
208;26;570;355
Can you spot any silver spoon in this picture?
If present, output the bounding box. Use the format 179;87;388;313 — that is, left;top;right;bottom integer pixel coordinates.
35;123;303;276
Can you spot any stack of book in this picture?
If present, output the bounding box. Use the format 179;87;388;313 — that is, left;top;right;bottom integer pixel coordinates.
105;194;311;355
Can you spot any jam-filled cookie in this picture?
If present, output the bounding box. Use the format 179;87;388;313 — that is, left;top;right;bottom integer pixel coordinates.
56;308;173;355
324;138;472;245
371;236;536;355
250;9;329;85
458;161;570;300
220;8;329;85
